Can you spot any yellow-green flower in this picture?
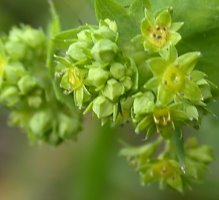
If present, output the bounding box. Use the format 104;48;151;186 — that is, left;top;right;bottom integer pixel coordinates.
59;67;90;109
141;8;183;53
145;47;208;105
132;91;197;139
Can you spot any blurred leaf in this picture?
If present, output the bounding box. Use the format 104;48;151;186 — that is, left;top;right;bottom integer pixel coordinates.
129;0;151;22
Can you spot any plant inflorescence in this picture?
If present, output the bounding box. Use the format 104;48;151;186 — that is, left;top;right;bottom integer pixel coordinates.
0;0;216;192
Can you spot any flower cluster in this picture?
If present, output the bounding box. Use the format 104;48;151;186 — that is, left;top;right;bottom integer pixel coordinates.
133;46;212;139
53;5;215;191
0;26;81;145
0;0;216;192
55;19;138;124
120;137;213;192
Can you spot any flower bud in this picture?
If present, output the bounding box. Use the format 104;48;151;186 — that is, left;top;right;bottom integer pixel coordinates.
86;67;109;87
92;19;118;42
67;41;90;61
4;62;26;83
8;27;24;42
0;86;19;107
133;92;155;115
91;39;118;63
22;28;45;48
122;76;133;91
5;41;26;60
92;95;114;118
102;79;125;101
110;62;126;80
27;95;42;108
18;75;37;94
77;29;93;44
58;113;81;138
29;110;51;135
100;19;117;33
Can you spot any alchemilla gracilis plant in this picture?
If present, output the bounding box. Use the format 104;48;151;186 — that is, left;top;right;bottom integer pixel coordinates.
0;0;217;192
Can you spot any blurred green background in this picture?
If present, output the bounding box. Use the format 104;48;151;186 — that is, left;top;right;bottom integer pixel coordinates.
0;0;219;200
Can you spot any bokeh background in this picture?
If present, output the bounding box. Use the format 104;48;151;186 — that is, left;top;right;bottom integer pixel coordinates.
0;0;219;200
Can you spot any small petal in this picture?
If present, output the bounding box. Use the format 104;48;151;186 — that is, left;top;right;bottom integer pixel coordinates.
144;77;159;90
143;39;159;52
191;70;207;82
166;174;183;193
160;45;178;62
75;87;84;109
102;79;125;101
156;9;172;28
92;96;114;118
144;8;155;24
133;92;155;115
147;57;167;77
185;105;199;120
157;84;174;105
168;32;182;46
183;80;202;103
135;116;153;133
141;17;153;36
176;52;201;74
171;22;184;31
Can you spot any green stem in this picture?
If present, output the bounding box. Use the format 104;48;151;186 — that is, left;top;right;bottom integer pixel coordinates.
76;123;117;200
172;127;186;173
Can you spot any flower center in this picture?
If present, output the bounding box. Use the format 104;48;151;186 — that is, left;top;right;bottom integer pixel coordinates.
152;160;176;178
153;108;171;126
149;25;168;47
162;65;185;92
68;69;82;90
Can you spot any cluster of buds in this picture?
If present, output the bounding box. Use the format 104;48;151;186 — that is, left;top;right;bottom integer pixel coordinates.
0;26;81;145
55;19;138;124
